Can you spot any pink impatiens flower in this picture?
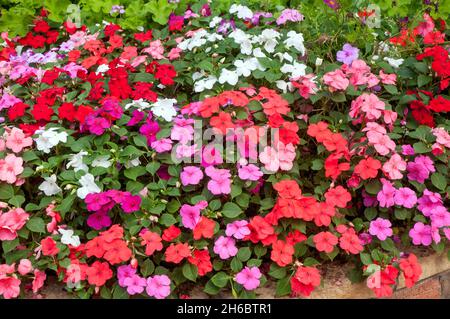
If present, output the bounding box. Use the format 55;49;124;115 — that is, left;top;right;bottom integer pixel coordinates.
238;164;263;181
394;187;417;208
0;153;24;184
180;201;207;230
180;166;203;186
236;266;262;291
124;274;147;295
369;218;393;241
146;275;171;299
376;179;396;208
409;222;432;246
0;207;29;240
205;166;231;195
213;236;238;259
5;128;32;153
225;220;250;240
382;153;406;180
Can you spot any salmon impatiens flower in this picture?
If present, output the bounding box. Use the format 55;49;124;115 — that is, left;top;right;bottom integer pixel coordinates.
0;153;24;184
5;128;33;153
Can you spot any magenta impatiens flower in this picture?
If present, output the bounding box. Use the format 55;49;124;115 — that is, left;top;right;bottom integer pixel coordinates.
236;266;262;290
180;166;203;186
146;275;171;299
409;222;432;246
406;155;435;183
369;218;393;241
120;194;141;213
213;236;238;259
117;265;136;287
417;189;443;217
394;187;417;208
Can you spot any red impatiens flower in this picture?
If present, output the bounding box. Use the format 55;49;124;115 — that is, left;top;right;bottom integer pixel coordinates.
324;153;350;180
290;266;321;297
102;239;132;264
58;102;77;122
307;121;330;142
75;105;94;124
140;230;163;256
86;261;113;287
270;240;294;267
367;265;399;298
313;231;338;253
399;253;422;288
7;102;29;121
41;237;59;256
314;202;336;227
339;229;363;254
134;30;153;42
193;217;215;240
324;186;351;208
188;249;213;276
31;103;53;121
354;157;381;180
428;96;450;113
286;230;307;246
162;225;181;242
155;64;177;86
165;243;191;264
246;216;275;245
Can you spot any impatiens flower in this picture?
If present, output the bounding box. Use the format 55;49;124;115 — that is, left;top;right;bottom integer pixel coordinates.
146;275;171;299
188;250;213;276
124;275;147;295
0;276;21;299
383;153;406;180
276;9;304;25
140;230;163;256
226;220;250;240
409;222;432;246
180;202;204;230
354;157;381;180
290;266;321;297
313;231;338;253
339;230;363;254
213;236;238;260
193;216;215;240
120;194;141;213
323;69;349;91
5;128;32;153
270;240;294;267
394;187;417;208
38;174;62;196
32;270;46;293
205;166;231;195
18;259;33;276
165;243;191;263
162;225;181;242
336;43;359;65
377;179;396;208
417;189;443;217
59;228;81;247
117;265;136;287
406;155;435;183
151;98;177;122
236;267;261;291
151;138;172;153
34;127;68;154
86;261;113;287
369;218;393;241
324;186;351;208
238;164;263;181
399;254;422;288
77;173;101;199
180;166;203;186
0;153;24;184
0;208;29;241
41;236;59;256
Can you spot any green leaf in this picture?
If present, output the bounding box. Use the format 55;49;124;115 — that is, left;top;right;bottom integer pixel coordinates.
2;238;19;253
275;277;291;297
360;253;372;265
418;75;432;87
146;162;161;175
380;238;397;252
26;217;46;233
237;247;251;262
211;272;229;288
431;173;447;191
8;195;25;208
413;142;430;154
141;259;155;277
268;264;286;279
112;285;129;299
124;166;147;181
159;213;177;227
57;194;76;218
0;184;14;200
182;263;198;282
364;208;378;221
221;202;242;218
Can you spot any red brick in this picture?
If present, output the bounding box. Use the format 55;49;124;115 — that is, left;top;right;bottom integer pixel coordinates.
391;278;441;299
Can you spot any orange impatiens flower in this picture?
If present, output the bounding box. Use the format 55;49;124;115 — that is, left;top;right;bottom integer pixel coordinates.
86;261;113;287
273;179;302;199
218;91;249;106
165;243;191;264
325;185;351;208
354;157;381;180
199;97;220;118
270;240;294;267
210;111;235;134
140;230;163;256
193;217;215;240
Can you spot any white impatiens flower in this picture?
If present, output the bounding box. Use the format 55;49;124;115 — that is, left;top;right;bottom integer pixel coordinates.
76;173;101;199
151;98;178;122
229;29;253;55
280;61;307;79
274;52;294;63
383;57;404;68
59;228;81;247
234;58;260;77
193;72;218;92
38;174;62;196
209;16;222;28
92;155;112;168
66;151;88;172
229;4;253;20
276;80;295;93
95;64;109;74
218;68;239;86
34;127;68;154
124;99;151;111
256;29;281;53
125;157;141;168
284;31;306;56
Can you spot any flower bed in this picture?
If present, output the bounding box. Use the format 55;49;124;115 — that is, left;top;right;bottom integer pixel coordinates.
0;3;449;299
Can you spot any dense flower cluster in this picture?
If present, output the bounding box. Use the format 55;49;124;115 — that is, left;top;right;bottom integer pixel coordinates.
0;4;448;300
